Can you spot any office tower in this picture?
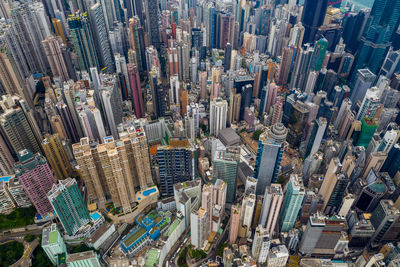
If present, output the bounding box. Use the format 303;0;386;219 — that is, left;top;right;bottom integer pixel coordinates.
209;98;228;137
354;177;388;212
379;48;400;78
356;87;380;120
191;207;208;248
352;0;400;75
252;225;270;263
68;13;99;72
229;204;241;244
89;3;114;72
42;224;67;265
357;117;377;148
42;36;70;82
157;142;196;196
259;184;283;236
381;144;400;178
370;200;400;244
301;0;329;44
0;95;42;154
149;67;166;118
350;69;376;108
254;123;287;195
212;148;239;203
342;10;369;54
299;213;325;256
224;43;232;72
48;178;91;236
287;101;309;147
145;0;161;49
42;134;73;180
279;174;305;232
14;150;56;216
127;64;145;118
310;38;328;71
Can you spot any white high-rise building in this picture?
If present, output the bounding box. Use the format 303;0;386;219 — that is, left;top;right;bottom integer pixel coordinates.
209;98;228;136
259;184;284;236
190;207;208;249
267;245;289;267
241;190;256;235
252;225;270;263
356;86;380;120
170;75;180;105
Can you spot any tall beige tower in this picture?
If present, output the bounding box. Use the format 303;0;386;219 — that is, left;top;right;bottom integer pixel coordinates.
42;133;73;180
42;36;70;82
319;158;342;210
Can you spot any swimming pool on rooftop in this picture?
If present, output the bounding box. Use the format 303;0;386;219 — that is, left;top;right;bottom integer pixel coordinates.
142;188;157;196
91;212;101;221
0;176;12;182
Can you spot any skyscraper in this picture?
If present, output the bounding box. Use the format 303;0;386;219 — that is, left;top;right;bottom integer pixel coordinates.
48;178;91;236
89;3;114;72
356;86;380;120
259;184;283;236
68;13;99;72
370;200;400;244
229;204;241;244
212;148;239;203
350;69;376;108
254;123;288;195
0;95;42;155
318;158;341;210
14;149;56;216
127;63;145;118
157;141;197;196
252;225;270;263
42;35;70;82
191;207;208;248
42;133;73;180
304;117;327;159
209;98;228;136
145;0;161;49
301;0;329;44
299;213;325;256
279;174;305;232
352;0;400;76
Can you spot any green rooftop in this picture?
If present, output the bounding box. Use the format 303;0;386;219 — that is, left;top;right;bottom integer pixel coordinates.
145;249;159;267
123;227;147;247
167;219;180;237
49;231;58;244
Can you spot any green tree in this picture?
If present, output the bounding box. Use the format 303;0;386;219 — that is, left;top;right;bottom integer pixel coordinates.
32;246;53;267
24;234;36;242
0;240;24;266
0;206;36;229
252;129;263;140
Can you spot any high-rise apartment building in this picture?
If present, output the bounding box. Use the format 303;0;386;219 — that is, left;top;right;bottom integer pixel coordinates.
0;95;42;155
145;0;160;49
68;13;99;72
210;98;228;137
279;174;305;232
48;178;91;236
254;123;287;195
89;3;114;72
319;158;342;210
127;63;145;118
42;35;70;82
356;87;380;120
42;134;73;180
191;207;208;249
229;204;241;244
14;149;56;216
259;184;283;236
252;225;270;263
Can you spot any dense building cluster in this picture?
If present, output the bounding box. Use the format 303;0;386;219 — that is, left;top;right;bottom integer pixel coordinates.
1;0;400;266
